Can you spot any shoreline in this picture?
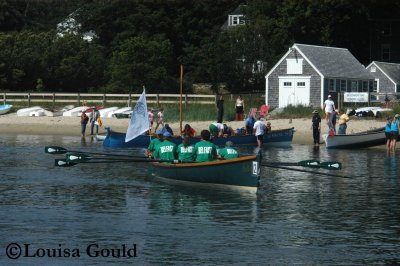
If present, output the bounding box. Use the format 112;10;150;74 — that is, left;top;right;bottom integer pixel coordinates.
0;113;386;145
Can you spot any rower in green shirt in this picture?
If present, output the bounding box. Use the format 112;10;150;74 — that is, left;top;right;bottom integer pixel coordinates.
218;141;238;160
177;134;195;162
194;129;217;162
146;130;164;158
154;132;177;161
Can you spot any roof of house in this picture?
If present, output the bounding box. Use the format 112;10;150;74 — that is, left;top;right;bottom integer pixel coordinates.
294;44;374;80
370;61;400;84
221;5;247;30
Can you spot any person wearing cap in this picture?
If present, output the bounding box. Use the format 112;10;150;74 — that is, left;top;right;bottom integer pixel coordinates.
311;110;321;145
218;141;238;160
338;109;350;135
389;114;400;152
177;133;195;162
153;131;177;161
323;95;336;133
146;130;164;158
194;129;218;162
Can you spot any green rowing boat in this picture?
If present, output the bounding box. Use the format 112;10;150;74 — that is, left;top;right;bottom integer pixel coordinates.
151;151;262;192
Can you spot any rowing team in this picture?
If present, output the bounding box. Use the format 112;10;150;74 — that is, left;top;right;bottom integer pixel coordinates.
145;130;238;163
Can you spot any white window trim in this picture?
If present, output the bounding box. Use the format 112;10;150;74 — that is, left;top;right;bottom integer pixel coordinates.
286;58;303;74
328;79;336;92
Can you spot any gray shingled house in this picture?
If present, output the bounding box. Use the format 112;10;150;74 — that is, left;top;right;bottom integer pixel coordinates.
366;61;400;94
265;44;375;108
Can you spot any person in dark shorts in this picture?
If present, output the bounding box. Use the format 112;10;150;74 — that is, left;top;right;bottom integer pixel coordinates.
311;110;321;145
385;116;392;152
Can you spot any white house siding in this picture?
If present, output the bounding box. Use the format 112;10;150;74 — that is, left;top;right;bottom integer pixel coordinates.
266;50;321;108
366;64;396;93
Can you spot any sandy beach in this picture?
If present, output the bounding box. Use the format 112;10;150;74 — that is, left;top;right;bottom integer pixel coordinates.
0;113;386;145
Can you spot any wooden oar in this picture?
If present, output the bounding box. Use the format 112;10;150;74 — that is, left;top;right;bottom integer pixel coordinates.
45;146;144;159
262;164;347;178
263;160;341;170
56;153;193;167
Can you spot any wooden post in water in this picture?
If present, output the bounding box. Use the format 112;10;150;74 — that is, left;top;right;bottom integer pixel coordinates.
180;64;183;133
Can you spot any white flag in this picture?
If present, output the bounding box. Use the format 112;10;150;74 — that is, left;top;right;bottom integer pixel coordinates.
125;90;150;142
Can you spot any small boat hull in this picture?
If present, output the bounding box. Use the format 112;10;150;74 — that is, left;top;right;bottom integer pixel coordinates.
0;104;12;115
17;106;42;116
103;127;295;148
324;127;387;149
151;153;261;190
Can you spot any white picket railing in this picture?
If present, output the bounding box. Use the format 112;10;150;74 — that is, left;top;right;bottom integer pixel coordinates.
1;92;217;106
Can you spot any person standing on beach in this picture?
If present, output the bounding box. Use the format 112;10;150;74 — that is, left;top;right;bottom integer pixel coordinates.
90;108;100;135
148;109;154;133
235;95;244;121
80;111;89;138
216;95;224;123
253;115;266;147
154;108;164;131
311;110;321;145
323;95;335;133
194;130;218;162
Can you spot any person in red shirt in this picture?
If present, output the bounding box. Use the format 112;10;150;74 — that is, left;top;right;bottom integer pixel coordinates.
181;124;196;137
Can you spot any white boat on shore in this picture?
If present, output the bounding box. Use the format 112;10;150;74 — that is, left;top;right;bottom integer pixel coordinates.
108;107;132;118
29;108;46;117
99;107;119;118
0;104;13;115
17;106;43;116
63;106;89;117
323;127;386;149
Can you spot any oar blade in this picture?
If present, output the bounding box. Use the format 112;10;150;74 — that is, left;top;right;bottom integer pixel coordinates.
320;161;342;170
298;160;321;168
55;159;77;167
66;152;92;163
45;146;68;154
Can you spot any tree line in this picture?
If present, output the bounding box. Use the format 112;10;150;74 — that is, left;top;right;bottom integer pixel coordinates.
0;0;398;94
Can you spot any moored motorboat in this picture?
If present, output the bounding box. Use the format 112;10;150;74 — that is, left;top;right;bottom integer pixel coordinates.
103;127;295;148
0;104;13;115
151;152;262;192
323;127;387;149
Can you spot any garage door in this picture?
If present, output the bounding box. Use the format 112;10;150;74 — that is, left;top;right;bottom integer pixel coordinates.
278;77;310;108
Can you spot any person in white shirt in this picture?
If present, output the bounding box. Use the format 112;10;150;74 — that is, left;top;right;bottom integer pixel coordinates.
253;115;266;147
154;108;164;131
323;95;335;132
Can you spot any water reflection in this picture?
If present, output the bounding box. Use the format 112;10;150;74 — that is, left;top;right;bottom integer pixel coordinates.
1;134;400;264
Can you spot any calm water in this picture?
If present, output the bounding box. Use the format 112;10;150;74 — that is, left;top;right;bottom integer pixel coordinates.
0;134;399;265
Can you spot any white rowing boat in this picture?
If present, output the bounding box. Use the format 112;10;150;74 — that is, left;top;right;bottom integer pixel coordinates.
323;127;386;149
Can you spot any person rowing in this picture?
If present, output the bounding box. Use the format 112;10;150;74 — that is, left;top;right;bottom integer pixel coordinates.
194;129;217;162
218;141;238;160
153;132;177;161
177;134;195;162
145;130;164;158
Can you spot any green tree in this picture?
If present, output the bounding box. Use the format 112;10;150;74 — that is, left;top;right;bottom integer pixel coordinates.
107;36;174;93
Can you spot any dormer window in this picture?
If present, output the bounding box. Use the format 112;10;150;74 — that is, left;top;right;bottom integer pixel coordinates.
229;15;244;26
370;66;376;72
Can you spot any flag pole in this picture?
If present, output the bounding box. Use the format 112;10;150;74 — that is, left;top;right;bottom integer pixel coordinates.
180;64;183;134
